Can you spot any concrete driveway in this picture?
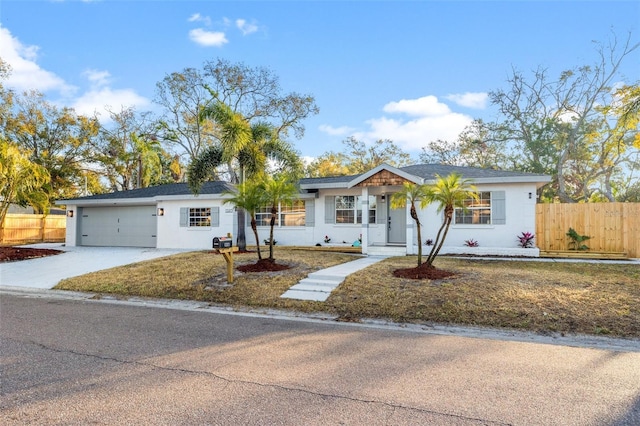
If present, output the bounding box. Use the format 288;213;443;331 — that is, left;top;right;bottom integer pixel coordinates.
0;243;190;290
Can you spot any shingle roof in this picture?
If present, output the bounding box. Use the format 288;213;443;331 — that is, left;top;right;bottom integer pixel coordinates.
60;181;234;202
399;164;546;180
300;163;550;187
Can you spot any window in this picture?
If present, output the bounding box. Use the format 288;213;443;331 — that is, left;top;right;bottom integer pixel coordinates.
335;196;355;224
281;200;305;226
255;200;306;227
180;207;219;228
255;206;272;227
335;195;376;224
454;192;491;224
189;207;212;227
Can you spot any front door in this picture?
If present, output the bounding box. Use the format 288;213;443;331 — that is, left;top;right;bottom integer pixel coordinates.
387;203;406;244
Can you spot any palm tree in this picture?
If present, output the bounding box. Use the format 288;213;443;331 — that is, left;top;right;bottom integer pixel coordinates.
424;173;478;267
188;100;302;250
390;182;431;266
261;174;298;262
222;179;267;260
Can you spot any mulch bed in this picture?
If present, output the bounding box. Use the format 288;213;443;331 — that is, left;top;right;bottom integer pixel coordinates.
0;247;63;262
393;262;456;280
237;258;292;273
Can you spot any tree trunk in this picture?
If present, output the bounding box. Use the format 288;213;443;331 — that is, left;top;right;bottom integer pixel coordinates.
250;217;262;260
268;205;277;261
410;203;422;266
427;216;452;266
235;209;247;251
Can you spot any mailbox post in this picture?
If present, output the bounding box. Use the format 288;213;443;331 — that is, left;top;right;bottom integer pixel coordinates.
213;234;238;283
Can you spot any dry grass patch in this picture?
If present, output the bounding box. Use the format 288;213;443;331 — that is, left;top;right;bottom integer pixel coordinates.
56;249;357;310
328;257;640;337
56;250;640;338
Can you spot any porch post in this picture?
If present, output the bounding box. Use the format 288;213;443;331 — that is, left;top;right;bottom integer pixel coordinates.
406;206;415;255
361;186;369;255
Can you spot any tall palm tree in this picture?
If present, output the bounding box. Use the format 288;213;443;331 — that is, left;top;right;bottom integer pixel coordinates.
188;100;302;250
390;182;431;266
222;179;267;260
262;174;298;262
424;173;478;266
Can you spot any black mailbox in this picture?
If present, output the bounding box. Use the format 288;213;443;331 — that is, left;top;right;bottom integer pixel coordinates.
213;237;233;249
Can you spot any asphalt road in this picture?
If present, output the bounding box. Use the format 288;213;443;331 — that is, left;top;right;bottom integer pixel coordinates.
1;292;639;425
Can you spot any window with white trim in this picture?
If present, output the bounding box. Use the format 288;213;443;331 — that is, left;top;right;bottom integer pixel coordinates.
335;195;376;224
256;200;306;227
180;207;219;228
189;207;212;227
454;191;491;224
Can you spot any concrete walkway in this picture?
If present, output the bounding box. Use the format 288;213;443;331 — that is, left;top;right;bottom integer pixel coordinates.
281;256;388;301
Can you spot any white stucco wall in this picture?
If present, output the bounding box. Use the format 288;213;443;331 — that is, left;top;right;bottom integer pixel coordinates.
62;180;542;257
156;198;234;249
412;182;539;254
63;204;78;246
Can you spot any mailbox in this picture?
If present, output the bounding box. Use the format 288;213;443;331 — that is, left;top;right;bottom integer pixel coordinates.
213;236;233;249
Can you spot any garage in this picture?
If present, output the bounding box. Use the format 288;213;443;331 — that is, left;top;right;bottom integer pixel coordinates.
79;206;157;247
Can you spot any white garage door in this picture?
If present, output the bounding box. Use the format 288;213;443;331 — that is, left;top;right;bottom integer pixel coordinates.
80;206;157;247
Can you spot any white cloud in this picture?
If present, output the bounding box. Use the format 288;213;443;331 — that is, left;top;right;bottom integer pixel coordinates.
72;87;150;119
69;68;150;120
82;69;111;87
189;28;228;47
383;95;451;117
358;114;472;152
0;25;150;123
445;92;488;109
347;95;474;152
236;19;258;35
188;13;212;26
0;25;75;96
318;124;355;136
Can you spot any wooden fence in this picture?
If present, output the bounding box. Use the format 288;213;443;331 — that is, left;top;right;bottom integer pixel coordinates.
0;214;66;245
535;203;639;258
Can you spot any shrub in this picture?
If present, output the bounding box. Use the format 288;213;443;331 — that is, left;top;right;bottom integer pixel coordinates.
464;239;479;247
517;231;535;248
566;227;591;251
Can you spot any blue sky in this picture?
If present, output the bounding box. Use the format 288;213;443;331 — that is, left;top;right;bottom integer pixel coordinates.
1;0;638;160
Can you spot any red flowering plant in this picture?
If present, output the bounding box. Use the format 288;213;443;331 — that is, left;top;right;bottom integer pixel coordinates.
517;232;535;248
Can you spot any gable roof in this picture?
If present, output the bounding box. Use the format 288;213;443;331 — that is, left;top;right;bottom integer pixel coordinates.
300;163;550;190
56;181;234;206
348;163;422;187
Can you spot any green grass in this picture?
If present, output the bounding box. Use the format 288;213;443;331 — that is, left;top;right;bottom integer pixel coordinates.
55;248;640;338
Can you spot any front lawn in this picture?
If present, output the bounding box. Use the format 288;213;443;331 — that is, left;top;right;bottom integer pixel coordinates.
55;248;640;338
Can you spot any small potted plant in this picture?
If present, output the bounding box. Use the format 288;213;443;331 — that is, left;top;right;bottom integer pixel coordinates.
324;235;331;243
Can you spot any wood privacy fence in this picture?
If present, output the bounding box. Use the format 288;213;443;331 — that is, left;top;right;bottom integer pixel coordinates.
535;203;640;258
0;214;66;245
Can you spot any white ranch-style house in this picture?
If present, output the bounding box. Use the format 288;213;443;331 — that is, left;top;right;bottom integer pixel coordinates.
58;163;551;257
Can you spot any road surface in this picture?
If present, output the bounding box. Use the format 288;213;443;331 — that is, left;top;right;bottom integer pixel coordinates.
1;291;639;425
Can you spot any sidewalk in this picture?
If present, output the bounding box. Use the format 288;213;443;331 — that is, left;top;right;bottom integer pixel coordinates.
281;256;389;301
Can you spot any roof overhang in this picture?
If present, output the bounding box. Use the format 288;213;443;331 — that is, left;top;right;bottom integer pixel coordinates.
55;197;158;207
458;175;553;187
299;181;351;190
